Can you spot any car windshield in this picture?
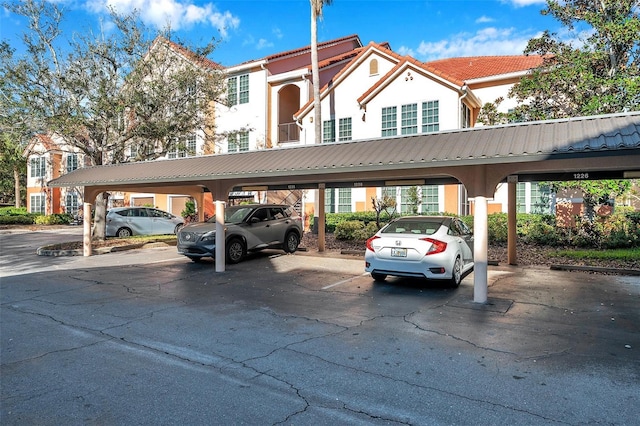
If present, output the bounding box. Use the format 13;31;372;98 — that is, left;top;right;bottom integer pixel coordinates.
381;220;443;235
206;206;255;224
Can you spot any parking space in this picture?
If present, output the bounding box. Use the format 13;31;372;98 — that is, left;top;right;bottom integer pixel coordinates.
1;238;639;424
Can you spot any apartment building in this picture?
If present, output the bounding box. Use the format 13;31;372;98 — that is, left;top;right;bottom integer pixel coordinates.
24;34;551;222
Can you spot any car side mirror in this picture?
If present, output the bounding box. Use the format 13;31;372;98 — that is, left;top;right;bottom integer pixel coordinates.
250;217;261;224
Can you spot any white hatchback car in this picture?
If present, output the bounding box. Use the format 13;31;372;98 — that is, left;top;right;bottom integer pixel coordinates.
365;216;474;287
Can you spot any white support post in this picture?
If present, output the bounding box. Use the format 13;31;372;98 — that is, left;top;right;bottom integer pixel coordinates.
473;196;488;303
215;200;225;272
83;202;92;257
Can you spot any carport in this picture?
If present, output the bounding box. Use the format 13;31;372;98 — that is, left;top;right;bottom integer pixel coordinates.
48;112;640;303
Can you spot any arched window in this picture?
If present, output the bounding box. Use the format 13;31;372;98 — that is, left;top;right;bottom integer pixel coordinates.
369;59;378;76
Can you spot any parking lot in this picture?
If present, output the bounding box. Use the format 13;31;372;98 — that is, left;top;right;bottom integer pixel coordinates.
1;228;639;425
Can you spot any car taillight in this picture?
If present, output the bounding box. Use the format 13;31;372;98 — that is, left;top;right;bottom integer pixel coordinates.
420;237;447;255
366;235;380;252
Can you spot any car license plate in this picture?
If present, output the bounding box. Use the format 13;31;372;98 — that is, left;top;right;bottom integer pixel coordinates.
391;248;407;257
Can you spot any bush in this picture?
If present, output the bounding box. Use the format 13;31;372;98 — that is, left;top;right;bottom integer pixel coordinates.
0;215;34;225
0;207;29;216
334;220;379;241
33;213;73;225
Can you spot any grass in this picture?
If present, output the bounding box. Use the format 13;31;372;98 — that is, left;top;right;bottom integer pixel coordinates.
549;247;640;262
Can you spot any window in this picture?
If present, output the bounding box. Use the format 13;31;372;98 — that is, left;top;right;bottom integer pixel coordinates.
30;156;46;178
337;188;351;213
531;183;551;214
422;100;439;132
66;153;79;172
422;185;439;213
338;117;352;141
369;59;378;75
238;75;249;104
400;187;414;213
516;183;527;213
381;106;397;137
65;192;79;216
227;74;249;106
323;119;336;143
401;104;418;135
129;145;138;160
168;134;197;158
461;103;471;128
30;194;45;214
324;189;335;213
228;131;249;153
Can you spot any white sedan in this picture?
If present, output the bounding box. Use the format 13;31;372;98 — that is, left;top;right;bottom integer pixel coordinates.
365;216;474;287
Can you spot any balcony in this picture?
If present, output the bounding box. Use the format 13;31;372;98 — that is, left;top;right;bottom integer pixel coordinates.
278;122;300;144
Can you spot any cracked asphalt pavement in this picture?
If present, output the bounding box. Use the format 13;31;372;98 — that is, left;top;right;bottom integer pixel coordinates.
1;228;639;425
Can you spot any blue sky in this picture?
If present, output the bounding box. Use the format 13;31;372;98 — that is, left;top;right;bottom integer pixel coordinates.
2;0;563;67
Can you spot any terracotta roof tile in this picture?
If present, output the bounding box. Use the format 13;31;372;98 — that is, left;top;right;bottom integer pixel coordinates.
424;55;545;81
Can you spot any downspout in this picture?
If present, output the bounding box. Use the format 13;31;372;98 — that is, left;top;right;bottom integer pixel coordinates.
458;84;469;216
261;62;269;148
458;84;468;129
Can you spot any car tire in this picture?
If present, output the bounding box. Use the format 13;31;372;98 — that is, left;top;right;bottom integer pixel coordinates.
116;227;132;238
371;272;387;282
174;224;183;234
226;238;245;264
450;256;462;288
283;231;300;253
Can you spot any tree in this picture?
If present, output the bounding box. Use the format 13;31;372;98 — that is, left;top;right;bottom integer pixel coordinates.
506;0;639;221
3;0;225;238
371;194;397;229
510;0;639;120
0;42;28;207
310;0;333;144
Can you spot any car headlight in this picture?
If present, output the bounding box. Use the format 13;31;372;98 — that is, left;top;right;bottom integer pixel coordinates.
201;231;216;242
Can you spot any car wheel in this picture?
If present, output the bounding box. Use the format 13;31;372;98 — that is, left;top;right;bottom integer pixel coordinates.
226;238;245;264
116;227;132;238
450;256;462;288
174;224;183;234
283;231;300;253
187;256;201;263
371;272;387;282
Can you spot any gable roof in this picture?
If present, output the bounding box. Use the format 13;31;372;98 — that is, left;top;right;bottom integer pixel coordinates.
294;42;481;119
425;55;545;82
152;37;223;71
48;112;640;189
23;134;61;157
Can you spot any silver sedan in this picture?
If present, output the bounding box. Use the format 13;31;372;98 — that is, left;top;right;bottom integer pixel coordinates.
365;216;474;287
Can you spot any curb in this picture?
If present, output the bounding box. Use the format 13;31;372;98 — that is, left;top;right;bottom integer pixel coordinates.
36;242;172;256
550;264;640;276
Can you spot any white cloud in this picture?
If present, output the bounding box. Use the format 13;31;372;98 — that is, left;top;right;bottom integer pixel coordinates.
256;38;273;50
84;0;239;37
502;0;546;7
414;27;542;60
476;15;494;24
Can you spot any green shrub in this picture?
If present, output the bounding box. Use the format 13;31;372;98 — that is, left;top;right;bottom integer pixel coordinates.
33;213;72;225
0;215;34;225
335;220;380;241
0;207;29;216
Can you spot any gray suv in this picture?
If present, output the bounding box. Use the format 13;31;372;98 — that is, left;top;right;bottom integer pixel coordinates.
177;204;303;264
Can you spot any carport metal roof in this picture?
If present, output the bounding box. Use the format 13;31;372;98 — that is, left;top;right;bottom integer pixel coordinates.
49;112;640;197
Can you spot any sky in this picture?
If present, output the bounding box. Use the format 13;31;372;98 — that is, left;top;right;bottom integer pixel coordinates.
1;0;565;67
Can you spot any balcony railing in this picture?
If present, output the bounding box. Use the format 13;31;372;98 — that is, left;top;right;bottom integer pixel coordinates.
278;122;300;143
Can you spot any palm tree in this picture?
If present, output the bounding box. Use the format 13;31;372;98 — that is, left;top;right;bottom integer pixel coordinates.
310;0;332;144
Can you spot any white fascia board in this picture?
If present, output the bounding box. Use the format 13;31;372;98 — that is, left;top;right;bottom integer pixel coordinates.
267;68;310;83
466;70;533;85
225;59;268;74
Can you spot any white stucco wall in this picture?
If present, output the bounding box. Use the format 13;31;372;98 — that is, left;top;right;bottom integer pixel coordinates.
215;68;268;152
